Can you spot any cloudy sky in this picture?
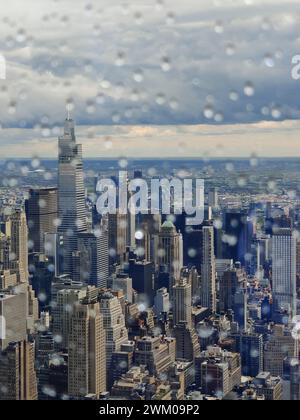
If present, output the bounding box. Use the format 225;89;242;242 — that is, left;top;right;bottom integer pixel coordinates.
1;0;300;158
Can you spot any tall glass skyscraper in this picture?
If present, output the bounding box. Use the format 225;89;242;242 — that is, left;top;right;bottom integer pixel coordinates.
271;228;297;319
58;117;87;275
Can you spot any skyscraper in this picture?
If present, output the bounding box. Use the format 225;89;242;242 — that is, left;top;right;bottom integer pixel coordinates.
0;292;27;350
68;301;106;398
234;331;264;377
195;346;241;398
58;117;87;275
26;188;58;253
77;229;109;288
173;276;192;329
129;259;154;305
134;336;176;376
10;209;29;283
157;221;183;292
154;287;170;319
219;265;247;314
271;228;297;318
108;212;127;269
208;188;218;209
264;325;298;377
52;287;89;350
0;233;10;271
201;226;216;313
99;292;129;389
0;340;38;400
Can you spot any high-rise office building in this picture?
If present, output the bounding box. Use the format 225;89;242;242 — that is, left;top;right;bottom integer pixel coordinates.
264;325;298;377
108;212;127;269
234;331;264;377
77;230;109;288
208;188;218;209
219;265;247;314
271;229;297;319
173;276;192;328
111;273;133;303
253;372;283;401
0;292;27;350
134;336;176;376
99;292;129;388
29;254;54;311
0;233;10;271
195;346;241;398
201;226;216;313
173;322;201;362
52;285;99;350
58;117;87;275
111;341;134;385
26;188;58;253
157;221;183;292
68;301;106;398
10;209;29;283
129;259;154;305
223;211;254;270
0;340;38;400
154;287;170;319
233;288;248;331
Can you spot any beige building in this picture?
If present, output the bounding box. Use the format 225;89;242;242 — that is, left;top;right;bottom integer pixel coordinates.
0;270;17;290
10;210;29;283
52;287;90;349
68;301;106;398
0;292;27;350
0;340;38;400
253;372;283;401
134;336;176;377
0;234;10;272
111;366;150;399
264;325;298;377
99;292;129;388
26;187;58;253
196;346;241;397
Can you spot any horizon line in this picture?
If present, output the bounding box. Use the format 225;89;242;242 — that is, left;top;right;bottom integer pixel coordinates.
1;156;300;161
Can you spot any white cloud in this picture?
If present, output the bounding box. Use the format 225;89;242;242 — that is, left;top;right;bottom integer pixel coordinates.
0;0;299;155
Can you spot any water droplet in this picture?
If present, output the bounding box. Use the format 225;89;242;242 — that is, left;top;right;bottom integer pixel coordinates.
16;28;26;43
156;93;166;105
214;112;224;123
161;56;171;72
115;51;125;67
271;106;281;119
166;11;175;25
203;104;214;119
229;90;239;101
215;20;224;34
226;43;236;56
264;54;275;68
133;69;144;83
134;12;143;25
244;82;255;97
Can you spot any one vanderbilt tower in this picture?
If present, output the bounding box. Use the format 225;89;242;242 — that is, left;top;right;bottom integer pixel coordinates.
58;114;87;275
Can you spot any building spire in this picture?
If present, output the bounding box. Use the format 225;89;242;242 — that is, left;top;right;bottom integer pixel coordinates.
66;103;72;121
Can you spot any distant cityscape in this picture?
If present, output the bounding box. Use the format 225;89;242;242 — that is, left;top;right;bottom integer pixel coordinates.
0;116;300;401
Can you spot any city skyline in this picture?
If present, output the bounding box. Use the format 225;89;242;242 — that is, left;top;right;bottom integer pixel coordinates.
0;115;300;402
1;0;300;405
